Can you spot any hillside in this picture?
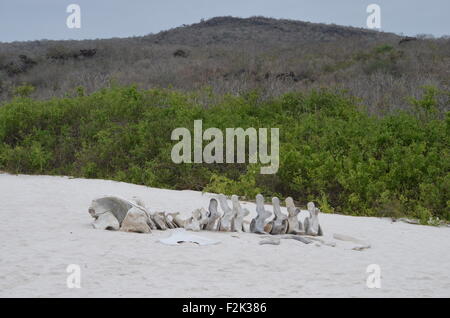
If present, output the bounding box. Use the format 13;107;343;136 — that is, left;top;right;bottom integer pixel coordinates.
1;16;449;112
147;16;397;45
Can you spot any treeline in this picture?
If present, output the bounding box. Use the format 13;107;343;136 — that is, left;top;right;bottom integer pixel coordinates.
0;85;448;223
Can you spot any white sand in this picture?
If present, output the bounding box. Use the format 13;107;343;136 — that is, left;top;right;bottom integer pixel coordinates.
0;173;449;298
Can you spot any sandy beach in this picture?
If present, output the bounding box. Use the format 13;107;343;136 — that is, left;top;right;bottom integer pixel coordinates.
0;173;449;297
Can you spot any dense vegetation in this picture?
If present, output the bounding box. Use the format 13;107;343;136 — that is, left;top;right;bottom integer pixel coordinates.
1;17;448;223
0;85;448;223
1;17;449;115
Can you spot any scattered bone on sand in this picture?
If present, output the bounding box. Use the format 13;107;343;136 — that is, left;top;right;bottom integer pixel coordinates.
259;237;281;245
333;233;371;251
158;229;220;246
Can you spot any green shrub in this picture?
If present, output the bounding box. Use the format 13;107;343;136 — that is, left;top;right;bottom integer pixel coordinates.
204;165;264;199
13;84;35;98
0;85;448;220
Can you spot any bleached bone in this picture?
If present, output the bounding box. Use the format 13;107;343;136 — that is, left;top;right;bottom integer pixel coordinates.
303;236;336;247
131;196;147;209
259;237;281;245
304;203;323;236
120;207;151;233
250;194;272;234
130;196;158;229
285;197;304;234
89;196;133;225
260;234;312;244
152;212;168;230
198;208;210;229
184;216;200;231
184;208;206;232
88;196;154;230
315;208;324;236
231;195;250;232
239;208;250;231
242;220;252;233
92;211;120;230
164;213;178;229
333;233;370;251
147;217;157;230
205;198;221;231
159;229;220;246
167;212;185;228
218;194;235;232
130;197;157;230
280;235;312;244
269;197;288;234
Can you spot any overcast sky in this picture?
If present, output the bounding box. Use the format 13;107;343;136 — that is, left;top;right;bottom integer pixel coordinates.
0;0;448;42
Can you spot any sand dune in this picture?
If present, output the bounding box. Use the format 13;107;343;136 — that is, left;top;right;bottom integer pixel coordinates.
0;173;449;297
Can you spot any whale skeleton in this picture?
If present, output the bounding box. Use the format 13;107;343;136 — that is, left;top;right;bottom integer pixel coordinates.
88;194;323;238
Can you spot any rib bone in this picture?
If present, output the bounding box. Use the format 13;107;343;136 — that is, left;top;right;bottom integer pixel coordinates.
152;212;168;230
231;195;249;232
270;197;288;234
304;202;323;236
285;197;304;234
218;194;235;232
205;198;221;231
250;194;272;234
167;212;185;228
185;208;207;232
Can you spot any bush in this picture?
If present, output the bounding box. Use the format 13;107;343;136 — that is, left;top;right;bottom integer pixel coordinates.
0;86;448;220
13;84;35;98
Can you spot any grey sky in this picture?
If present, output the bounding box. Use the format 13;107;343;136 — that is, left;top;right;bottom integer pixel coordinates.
0;0;448;43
